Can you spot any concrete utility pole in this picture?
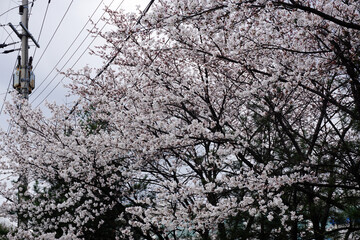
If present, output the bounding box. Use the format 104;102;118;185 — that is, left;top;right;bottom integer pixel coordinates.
18;0;29;228
9;0;39;96
8;0;40;228
20;0;29;100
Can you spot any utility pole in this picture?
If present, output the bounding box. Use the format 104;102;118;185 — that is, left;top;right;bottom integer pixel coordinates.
8;0;40;228
20;0;29;100
18;0;29;228
9;0;39;96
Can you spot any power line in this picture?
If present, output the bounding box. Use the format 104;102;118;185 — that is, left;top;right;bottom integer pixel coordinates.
64;31;168;106
95;0;155;78
32;0;50;59
33;0;74;70
0;1;36;18
32;0;124;107
28;0;36;17
0;0;12;42
30;0;106;97
1;24;16;44
34;26;105;107
0;25;20;51
63;0;157;118
7;122;12;135
0;6;18;19
35;0;156;109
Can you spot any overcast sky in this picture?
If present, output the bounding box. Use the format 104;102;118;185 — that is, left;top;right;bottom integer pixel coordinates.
0;0;147;131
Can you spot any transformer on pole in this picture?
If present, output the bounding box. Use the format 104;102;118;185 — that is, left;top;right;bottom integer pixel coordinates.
10;0;40;98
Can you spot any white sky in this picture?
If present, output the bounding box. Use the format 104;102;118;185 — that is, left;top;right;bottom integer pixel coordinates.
0;0;147;131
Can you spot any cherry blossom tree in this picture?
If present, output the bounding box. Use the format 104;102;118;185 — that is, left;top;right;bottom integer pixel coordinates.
1;0;360;239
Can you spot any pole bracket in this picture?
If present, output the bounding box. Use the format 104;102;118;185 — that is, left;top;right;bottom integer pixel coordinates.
8;22;40;48
19;22;40;48
8;23;22;39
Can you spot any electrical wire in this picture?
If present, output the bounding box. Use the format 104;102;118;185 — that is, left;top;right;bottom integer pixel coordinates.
3;29;14;43
95;0;155;78
34;26;104;107
32;0;50;59
0;1;36;18
0;6;18;19
6;120;13;135
31;0;106;96
33;0;74;70
0;0;12;42
28;0;36;17
1;25;15;44
32;0;123;107
35;0;156;109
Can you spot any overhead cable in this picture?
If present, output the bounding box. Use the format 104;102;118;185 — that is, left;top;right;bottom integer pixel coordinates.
0;0;12;42
33;0;126;107
33;0;74;70
0;6;18;19
31;0;106;96
32;0;51;59
95;0;155;78
0;1;36;18
39;0;156;113
29;0;36;17
1;24;16;44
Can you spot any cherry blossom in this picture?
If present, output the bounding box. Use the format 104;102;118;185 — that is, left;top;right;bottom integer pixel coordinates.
1;0;359;239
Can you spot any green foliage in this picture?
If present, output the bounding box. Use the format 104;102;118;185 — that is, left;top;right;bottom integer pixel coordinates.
0;223;9;240
79;106;110;135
